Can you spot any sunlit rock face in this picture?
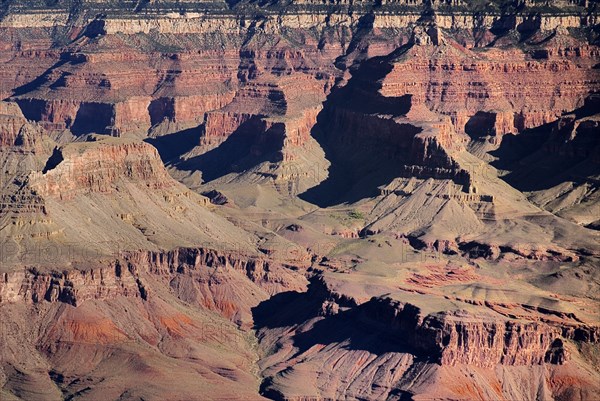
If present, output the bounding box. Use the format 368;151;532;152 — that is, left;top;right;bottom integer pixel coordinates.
0;1;599;400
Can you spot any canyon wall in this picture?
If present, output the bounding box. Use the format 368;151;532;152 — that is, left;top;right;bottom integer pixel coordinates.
0;1;597;143
0;1;598;400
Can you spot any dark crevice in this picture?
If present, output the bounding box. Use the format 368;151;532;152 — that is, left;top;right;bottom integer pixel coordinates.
42;148;64;174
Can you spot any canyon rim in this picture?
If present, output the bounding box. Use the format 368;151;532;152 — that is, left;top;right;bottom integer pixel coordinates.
0;0;599;400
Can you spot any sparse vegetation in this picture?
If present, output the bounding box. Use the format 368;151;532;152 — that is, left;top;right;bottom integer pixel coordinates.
347;210;364;220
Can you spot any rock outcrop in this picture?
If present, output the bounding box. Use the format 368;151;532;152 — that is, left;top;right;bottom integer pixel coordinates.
0;246;308;327
29;137;174;199
255;275;600;401
0;1;599;401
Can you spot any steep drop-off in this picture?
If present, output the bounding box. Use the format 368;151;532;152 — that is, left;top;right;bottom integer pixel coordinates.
0;1;599;400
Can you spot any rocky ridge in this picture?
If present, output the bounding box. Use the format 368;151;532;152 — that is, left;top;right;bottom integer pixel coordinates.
0;1;599;400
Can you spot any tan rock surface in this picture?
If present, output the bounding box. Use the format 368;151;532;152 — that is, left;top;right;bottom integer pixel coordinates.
0;1;599;400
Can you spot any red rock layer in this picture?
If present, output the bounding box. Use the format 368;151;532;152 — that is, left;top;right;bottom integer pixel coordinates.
200;74;327;160
0;246;308;328
28;138;174;199
380;42;600;135
1;25;338;138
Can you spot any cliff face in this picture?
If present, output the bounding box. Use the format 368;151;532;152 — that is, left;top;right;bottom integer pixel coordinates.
364;297;566;368
1;2;596;140
0;241;310;400
12;49;240;136
0;246;307;327
11;259;590;400
493;99;600;229
1;2;596;198
255;277;600;401
29;138;174;199
1;2;599;401
0;264;272;401
381;45;598;134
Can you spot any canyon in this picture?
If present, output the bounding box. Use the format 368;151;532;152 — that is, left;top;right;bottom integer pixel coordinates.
0;0;599;400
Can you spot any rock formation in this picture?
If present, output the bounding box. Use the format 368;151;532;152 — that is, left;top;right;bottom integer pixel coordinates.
0;0;599;400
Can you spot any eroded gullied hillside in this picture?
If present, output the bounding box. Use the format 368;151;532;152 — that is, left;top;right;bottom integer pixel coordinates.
0;1;599;401
0;104;307;400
